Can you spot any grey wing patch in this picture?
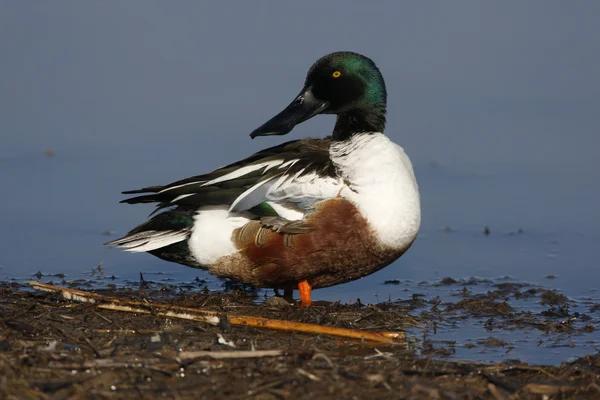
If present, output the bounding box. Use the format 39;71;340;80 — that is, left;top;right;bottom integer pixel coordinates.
259;216;314;234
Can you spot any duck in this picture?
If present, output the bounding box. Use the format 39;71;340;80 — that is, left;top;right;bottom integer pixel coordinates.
106;51;421;306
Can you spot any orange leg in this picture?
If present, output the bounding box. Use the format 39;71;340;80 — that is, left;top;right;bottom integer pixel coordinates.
298;280;313;306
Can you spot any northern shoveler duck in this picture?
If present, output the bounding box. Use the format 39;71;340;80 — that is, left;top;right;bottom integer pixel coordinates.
107;52;421;306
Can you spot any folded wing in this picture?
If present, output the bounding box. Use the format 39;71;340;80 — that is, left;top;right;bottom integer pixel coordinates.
121;138;341;217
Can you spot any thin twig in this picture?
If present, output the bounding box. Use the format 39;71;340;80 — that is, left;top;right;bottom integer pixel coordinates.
297;368;321;381
177;350;284;361
83;337;102;358
29;281;404;344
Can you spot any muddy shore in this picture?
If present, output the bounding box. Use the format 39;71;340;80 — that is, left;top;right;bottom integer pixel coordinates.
0;282;598;399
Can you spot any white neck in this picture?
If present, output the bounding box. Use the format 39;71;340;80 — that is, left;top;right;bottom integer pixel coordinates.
330;132;421;250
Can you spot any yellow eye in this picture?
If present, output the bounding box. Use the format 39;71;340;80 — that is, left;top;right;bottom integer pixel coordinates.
332;71;342;78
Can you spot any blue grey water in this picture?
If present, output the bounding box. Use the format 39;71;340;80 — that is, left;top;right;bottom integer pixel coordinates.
1;2;599;365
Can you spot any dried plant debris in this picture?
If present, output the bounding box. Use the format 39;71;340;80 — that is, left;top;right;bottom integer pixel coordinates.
0;282;599;399
446;299;514;316
540;289;570;306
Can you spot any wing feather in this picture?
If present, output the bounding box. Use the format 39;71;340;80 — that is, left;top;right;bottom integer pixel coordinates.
229;173;284;213
119;138;339;214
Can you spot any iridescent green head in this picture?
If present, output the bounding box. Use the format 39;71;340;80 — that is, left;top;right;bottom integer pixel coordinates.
306;52;387;115
250;52;387;141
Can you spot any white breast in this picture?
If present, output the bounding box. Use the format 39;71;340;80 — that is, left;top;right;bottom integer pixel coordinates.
330;133;421;250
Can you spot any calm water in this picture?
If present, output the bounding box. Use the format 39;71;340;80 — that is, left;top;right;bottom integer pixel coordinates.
1;2;599;365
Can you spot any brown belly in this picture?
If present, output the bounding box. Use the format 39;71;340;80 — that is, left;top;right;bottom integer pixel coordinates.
209;198;413;289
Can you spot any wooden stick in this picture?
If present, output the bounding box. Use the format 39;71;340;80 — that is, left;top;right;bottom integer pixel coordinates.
177;349;284;361
28;281;404;344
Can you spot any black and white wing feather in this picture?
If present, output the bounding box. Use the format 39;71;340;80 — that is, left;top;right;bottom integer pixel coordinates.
121;138;341;215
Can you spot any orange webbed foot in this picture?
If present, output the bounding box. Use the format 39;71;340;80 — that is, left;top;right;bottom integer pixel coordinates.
298;280;312;306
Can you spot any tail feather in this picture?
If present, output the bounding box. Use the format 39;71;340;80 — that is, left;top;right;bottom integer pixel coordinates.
105;229;190;252
105;207;195;253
